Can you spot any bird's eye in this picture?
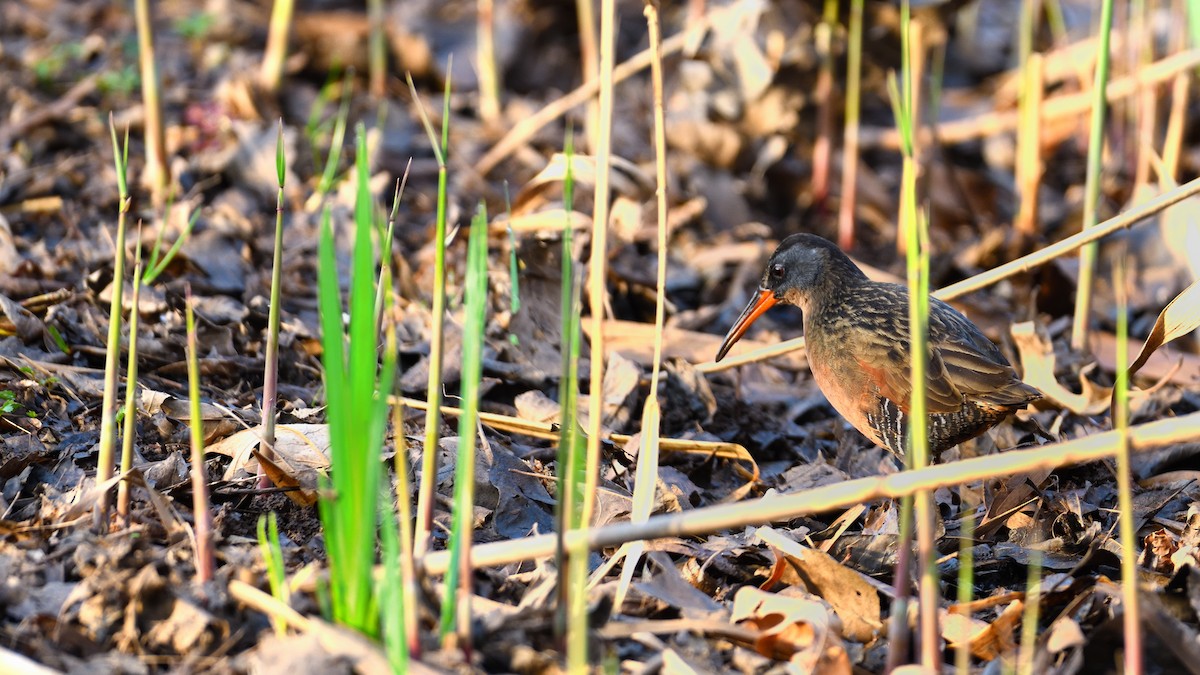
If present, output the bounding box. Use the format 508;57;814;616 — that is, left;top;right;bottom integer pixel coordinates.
770;263;786;280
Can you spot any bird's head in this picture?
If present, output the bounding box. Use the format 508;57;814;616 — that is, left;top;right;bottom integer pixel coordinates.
715;234;865;362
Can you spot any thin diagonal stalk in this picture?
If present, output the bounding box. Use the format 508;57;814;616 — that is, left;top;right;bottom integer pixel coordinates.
392;397;420;657
576;0;599;151
411;411;1200;575
1070;0;1115;351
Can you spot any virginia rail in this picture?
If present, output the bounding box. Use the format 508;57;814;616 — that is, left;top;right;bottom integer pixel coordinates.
715;234;1042;457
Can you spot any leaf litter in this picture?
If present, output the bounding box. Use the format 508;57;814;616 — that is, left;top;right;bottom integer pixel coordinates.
1;0;1199;673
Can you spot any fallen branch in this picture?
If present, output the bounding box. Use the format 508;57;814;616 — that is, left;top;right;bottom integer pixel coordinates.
420;411;1199;574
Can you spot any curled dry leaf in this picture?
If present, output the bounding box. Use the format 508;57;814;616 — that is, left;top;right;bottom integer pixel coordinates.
207;424;331;504
1128;279;1200;381
756;526;882;643
942;611;991;653
1011;321;1111;415
730;586;851;674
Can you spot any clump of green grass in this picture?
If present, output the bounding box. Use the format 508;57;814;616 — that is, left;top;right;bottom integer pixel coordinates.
315;124;398;636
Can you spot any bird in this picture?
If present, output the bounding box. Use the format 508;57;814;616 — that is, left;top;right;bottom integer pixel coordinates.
715;233;1042;457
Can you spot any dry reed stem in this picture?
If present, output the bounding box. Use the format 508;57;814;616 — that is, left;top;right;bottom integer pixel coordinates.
699;175;1200;372
859;48;1200;150
575;0;599;151
477;0;501;129
394;396;753;467
837;0;865;251
580;0;616;531
134;0;168;205
418;411;1200;575
1015;52;1044;235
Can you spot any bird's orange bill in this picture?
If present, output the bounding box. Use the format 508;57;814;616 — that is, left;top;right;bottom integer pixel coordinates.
716;288;777;362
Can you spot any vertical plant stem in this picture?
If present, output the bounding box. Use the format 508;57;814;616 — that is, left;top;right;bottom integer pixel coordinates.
1015;0;1043;236
896;17;924;256
261;0;295;92
955;510;976;674
261;120;287;487
1016;52;1044;236
1114;257;1143;675
185;287;215;584
581;0;614;535
887;495;914;672
257;513;289;635
576;0;599;151
566;530;590;672
368;0;386;98
612;0;671;613
1163;0;1189;181
116;232;143;524
477;0;501;129
414;74;453;562
1017;550;1044;675
95;118;130;530
1132;0;1155;188
392;399;420;657
837;0;864;251
439;205;489;652
573;0;616;664
555;130;586;640
897;2;936;667
810;0;839;205
133;0;168;205
1070;0;1115;352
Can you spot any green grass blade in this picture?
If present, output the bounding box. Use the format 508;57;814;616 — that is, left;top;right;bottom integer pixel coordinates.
439;203;489;645
95;115;131;528
1070;0;1115;351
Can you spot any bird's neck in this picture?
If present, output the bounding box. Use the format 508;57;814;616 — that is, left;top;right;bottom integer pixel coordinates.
800;273;867;317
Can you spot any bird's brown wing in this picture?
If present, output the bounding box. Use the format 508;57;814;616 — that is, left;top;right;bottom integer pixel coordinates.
852;335;966;415
852;333;1037;415
938;341;1040;408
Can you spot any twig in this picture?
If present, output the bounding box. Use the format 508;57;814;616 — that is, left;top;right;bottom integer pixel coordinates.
417;411;1200;575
